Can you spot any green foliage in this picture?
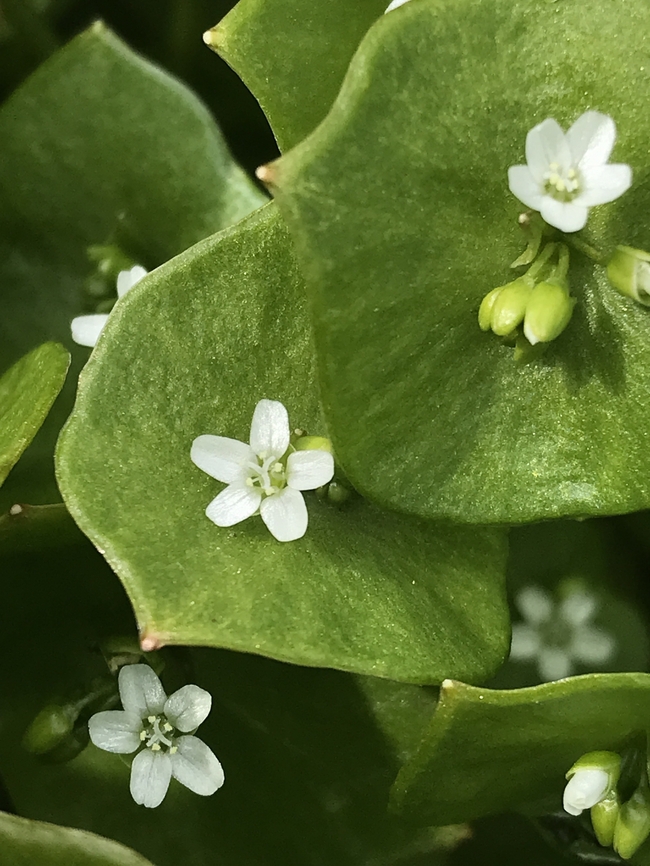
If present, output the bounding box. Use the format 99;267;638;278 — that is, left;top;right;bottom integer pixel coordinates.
392;674;650;827
57;204;509;684
0;21;265;507
272;0;650;524
0;344;69;488
0;812;154;866
209;0;388;150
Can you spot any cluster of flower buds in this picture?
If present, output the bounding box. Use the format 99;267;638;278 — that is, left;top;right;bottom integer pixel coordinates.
564;750;650;860
479;242;575;360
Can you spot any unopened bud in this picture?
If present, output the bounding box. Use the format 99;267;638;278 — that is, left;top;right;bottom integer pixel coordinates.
592;794;620;847
22;704;76;755
478;286;504;331
564;751;621;816
327;480;351;505
614;783;650;860
607;245;650;306
490;278;533;336
523;280;575;346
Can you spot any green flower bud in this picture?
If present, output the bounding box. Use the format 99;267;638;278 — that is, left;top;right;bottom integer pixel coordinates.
614;783;650;860
22;704;76;755
592;794;621;847
607;245;650;306
293;435;333;454
523;280;575;346
327;480;351;505
87;244;135;281
478;286;504;331
490;278;534;337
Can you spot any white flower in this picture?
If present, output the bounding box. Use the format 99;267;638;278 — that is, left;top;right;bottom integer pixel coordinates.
191;399;335;543
509;585;616;682
385;0;411;11
71;265;148;348
563;768;610;816
508;111;632;233
88;664;224;808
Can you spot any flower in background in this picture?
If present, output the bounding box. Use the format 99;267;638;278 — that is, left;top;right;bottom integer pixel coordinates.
71;264;148;348
508;111;631;233
191;399;334;542
88;664;224;808
509;585;616;681
385;0;411;11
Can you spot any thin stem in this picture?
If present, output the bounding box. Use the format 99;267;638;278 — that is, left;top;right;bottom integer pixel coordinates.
525;242;557;281
563;234;607;266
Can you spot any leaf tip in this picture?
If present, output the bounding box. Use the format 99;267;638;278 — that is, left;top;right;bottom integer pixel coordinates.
255;163;277;188
140;632;166;653
202;26;222;51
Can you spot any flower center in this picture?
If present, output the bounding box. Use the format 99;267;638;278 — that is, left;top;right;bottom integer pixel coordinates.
543;162;581;203
245;451;288;497
140;714;178;754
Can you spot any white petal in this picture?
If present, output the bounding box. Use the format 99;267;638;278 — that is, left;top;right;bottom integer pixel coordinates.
70;314;109;348
164;685;211;733
515;586;553;625
119;664;167;718
88;710;142;754
509;624;541;661
569;626;616;665
538;647;573;682
130;749;172;808
249;399;290;458
563;768;609;816
559;592;597;627
171;736;225;796
117;265;148;297
507;165;545;210
566;111;616;169
205;484;261;527
190;435;252;483
525;118;571;181
540;198;588;233
385;0;411;11
287;450;335;490
578;163;632;206
260;488;308;542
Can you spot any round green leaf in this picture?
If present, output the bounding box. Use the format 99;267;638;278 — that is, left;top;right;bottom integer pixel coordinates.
0;811;155;866
56;204;509;685
208;0;388;150
0;22;265;507
392;674;650;826
271;0;650;523
0;343;69;488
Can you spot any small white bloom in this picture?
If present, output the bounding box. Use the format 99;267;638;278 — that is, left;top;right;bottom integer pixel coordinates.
508;111;632;233
191;399;335;543
71;265;148;348
509;585;616;682
563;768;610;816
88;664;224;808
385;0;411;11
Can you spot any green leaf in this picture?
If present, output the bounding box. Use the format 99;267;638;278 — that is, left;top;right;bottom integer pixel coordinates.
0;540;444;866
272;0;650;524
0;811;155;866
0;22;265;508
56;203;509;685
391;674;650;827
0;343;69;488
206;0;388;150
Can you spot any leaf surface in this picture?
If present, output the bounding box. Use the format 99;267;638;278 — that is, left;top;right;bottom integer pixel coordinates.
0;344;69;488
208;0;388;149
272;0;650;523
392;674;650;826
0;22;265;507
57;204;509;685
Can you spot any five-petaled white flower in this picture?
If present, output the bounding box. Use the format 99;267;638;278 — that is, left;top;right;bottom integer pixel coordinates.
88;664;224;809
191;399;335;543
509;585;616;682
71;265;148;348
508;111;632;233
